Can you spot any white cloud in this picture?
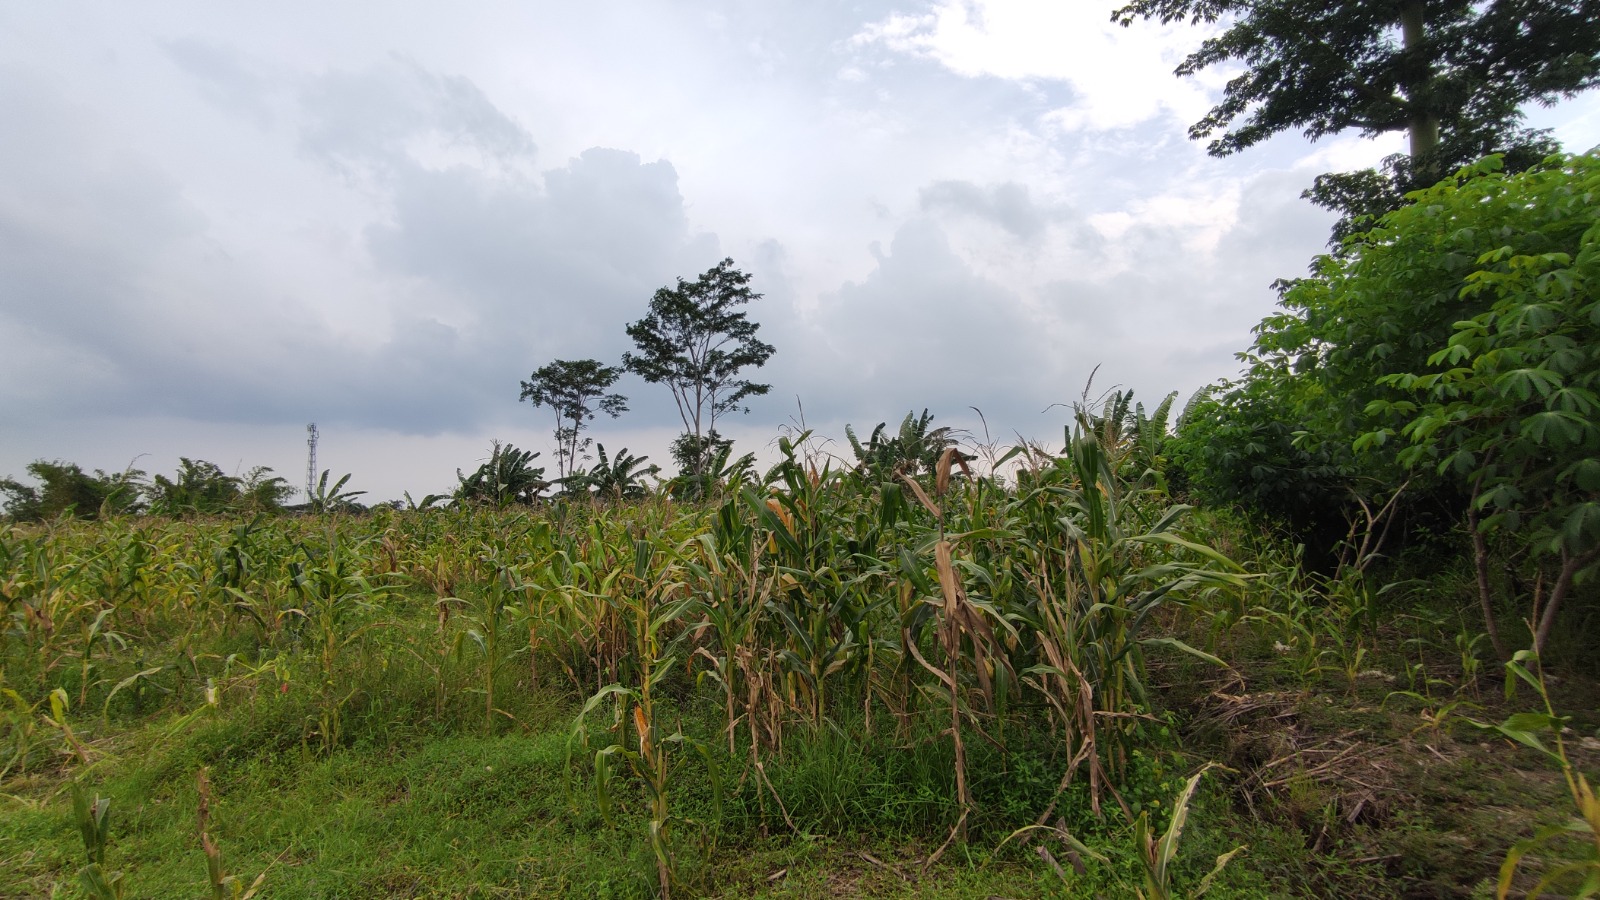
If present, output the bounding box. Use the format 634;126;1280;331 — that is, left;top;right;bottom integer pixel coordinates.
2;0;1595;501
852;0;1224;131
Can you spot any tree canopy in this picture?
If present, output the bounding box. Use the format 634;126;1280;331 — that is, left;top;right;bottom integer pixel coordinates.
520;358;627;480
623;259;774;476
1114;0;1600;237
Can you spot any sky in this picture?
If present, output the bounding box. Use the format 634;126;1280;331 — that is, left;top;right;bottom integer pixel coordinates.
4;1;1599;503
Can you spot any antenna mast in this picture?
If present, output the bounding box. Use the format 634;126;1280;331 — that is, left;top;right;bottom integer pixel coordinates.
305;423;319;501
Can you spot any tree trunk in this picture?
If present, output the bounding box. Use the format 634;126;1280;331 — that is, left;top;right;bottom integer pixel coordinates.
1534;544;1600;655
1398;0;1441;181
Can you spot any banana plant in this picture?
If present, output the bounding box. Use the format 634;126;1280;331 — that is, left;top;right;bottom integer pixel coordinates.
455;442;547;508
562;444;660;501
306;470;366;514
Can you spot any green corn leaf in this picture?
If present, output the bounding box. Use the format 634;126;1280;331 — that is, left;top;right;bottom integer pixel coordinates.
101;667;166;721
1140;637;1229;670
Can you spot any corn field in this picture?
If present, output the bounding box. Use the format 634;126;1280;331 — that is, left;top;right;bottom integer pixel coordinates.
1;408;1249;895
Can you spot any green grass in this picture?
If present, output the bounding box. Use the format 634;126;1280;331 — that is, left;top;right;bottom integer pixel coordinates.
2;675;1316;899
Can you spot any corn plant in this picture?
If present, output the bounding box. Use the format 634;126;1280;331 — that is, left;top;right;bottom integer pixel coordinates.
72;782;126;900
1316;578;1377;689
1468;650;1600;899
0;674;42;780
684;528;765;755
543;523;633;693
1012;409;1245;811
571;538;720;898
44;687;90;766
455;561;525;735
198;767;268;900
749;435;892;732
1455;626;1491;695
3;532;102;694
76;607;127;707
1129;763;1244;900
285;530;388;752
207;516;278;636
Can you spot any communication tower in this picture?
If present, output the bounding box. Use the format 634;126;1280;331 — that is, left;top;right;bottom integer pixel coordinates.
305;423;319;501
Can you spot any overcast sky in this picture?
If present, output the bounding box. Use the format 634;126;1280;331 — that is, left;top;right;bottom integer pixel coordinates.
4;1;1598;502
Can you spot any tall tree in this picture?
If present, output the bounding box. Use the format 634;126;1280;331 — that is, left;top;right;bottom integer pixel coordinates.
1113;0;1600;238
623;259;775;476
519;359;628;480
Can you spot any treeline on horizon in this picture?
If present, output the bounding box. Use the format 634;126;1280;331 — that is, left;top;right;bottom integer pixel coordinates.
0;410;939;519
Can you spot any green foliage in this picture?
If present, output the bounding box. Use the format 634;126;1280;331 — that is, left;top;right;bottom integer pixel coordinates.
1113;0;1600;238
148;459;241;516
1091;389;1180;488
1466;652;1600;899
305;469;365;514
1167;376;1357;545
456;442;547;508
623;259;775;476
243;468;296;513
0;461;144;522
845;409;958;480
563;444;659;501
1175;153;1600;627
520;358;628;480
148;459;295;517
1243;153;1600;646
1353;156;1600;649
665;431;753;501
1129;764;1244;900
1305;137;1562;248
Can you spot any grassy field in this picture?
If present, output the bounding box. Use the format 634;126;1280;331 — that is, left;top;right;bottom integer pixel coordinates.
3;423;1597;898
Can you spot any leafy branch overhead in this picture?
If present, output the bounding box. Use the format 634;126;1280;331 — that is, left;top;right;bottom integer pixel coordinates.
1113;0;1600;240
623;259;774;476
